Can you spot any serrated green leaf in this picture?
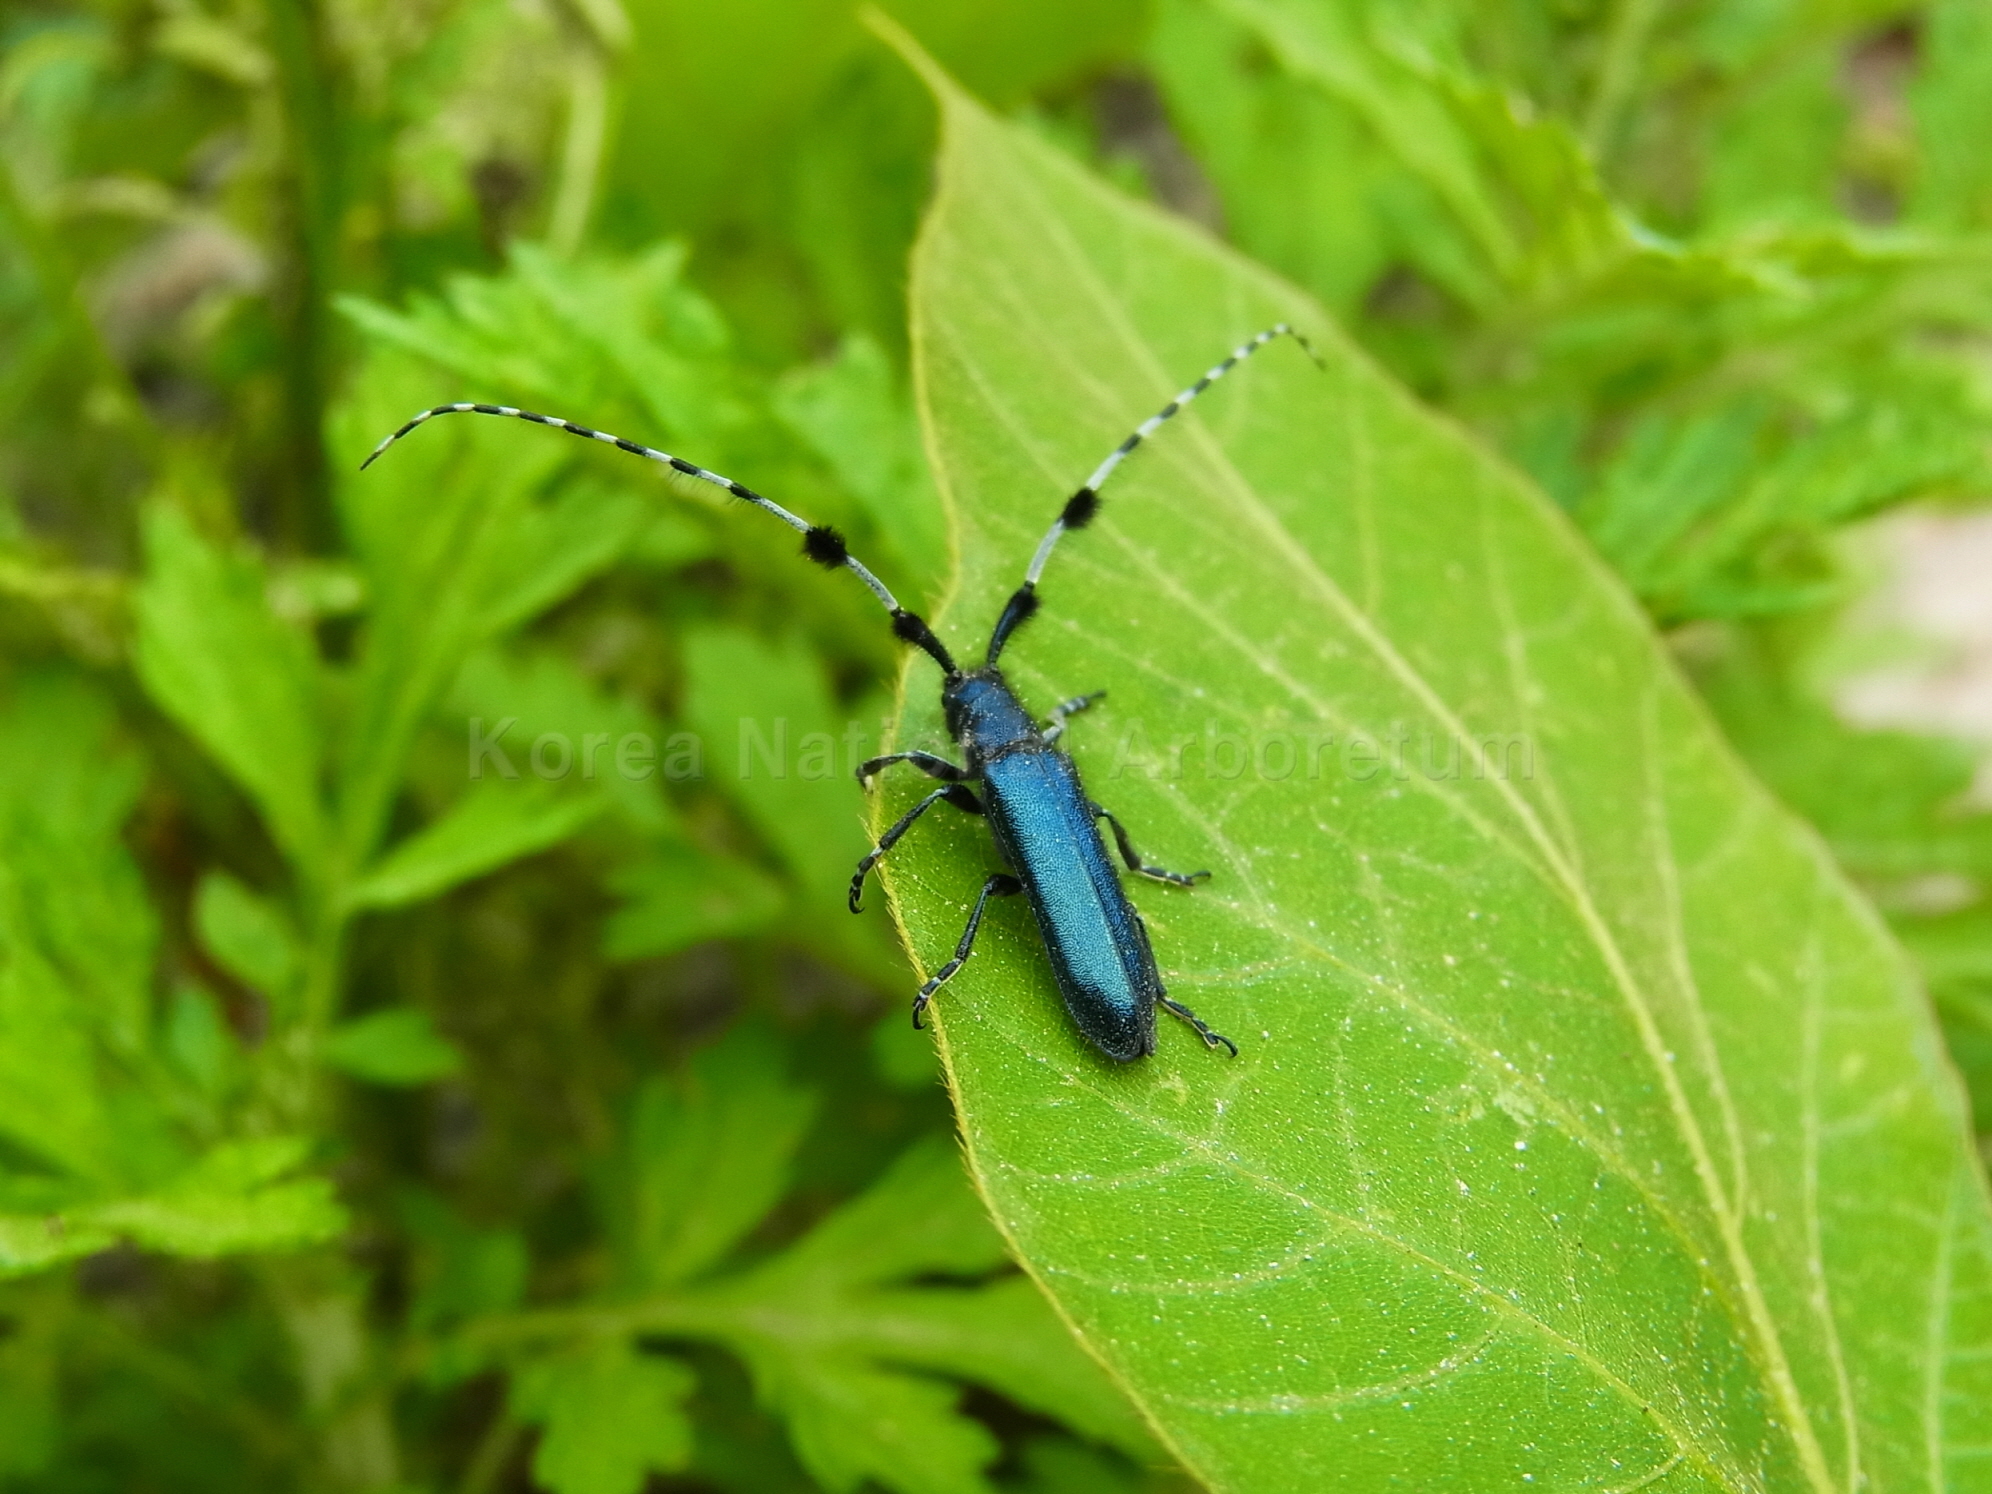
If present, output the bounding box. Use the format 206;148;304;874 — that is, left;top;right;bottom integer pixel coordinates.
333;276;674;869
1192;0;1622;304
194;873;299;1003
884;48;1992;1492
475;476;653;640
0;1213;114;1278
611;1022;817;1289
81;1136;344;1257
851;1273;1157;1454
349;780;607;910
132;505;327;874
750;1133;1006;1290
338;243;744;453
748;1357;996;1494
0;671;323;1265
1153;3;1992;626
1150;0;1396;315
536;1035;1161;1494
402;1188;529;1332
0;669;155;1057
332;369;578;867
322;1007;464;1086
450;645;680;836
681;625;897;979
512;1340;696;1494
0;850;335;1269
774;334;947;608
602;842;786;961
0;860;116;1182
694;1137;1157;1494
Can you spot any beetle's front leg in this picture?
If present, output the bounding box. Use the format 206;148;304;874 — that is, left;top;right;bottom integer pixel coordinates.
849;784;983;913
1091;802;1209;887
912;873;1023;1028
855;750;971;787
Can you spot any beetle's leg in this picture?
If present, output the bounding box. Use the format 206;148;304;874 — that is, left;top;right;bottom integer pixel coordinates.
849;784;983;913
1041;690;1105;746
912;874;1023;1028
1092;803;1210;887
1157;992;1238;1057
855;750;970;788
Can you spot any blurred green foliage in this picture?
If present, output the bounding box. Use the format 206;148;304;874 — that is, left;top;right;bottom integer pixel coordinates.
0;0;1988;1490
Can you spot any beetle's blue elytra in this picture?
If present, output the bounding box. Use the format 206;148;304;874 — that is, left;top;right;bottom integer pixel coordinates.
362;324;1319;1061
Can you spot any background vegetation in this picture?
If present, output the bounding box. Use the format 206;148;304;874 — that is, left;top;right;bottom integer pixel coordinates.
1;1;1989;1491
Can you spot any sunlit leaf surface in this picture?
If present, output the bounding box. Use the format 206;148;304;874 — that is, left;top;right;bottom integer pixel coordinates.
883;53;1992;1494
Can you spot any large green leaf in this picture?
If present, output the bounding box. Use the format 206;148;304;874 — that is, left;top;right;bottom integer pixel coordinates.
883;46;1992;1493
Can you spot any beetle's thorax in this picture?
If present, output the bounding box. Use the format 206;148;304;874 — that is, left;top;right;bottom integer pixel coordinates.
943;667;1040;766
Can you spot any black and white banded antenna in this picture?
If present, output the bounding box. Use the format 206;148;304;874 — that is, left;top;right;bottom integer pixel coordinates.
984;322;1319;665
359;401;959;675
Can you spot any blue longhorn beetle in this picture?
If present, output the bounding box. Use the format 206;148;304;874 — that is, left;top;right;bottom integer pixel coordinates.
363;324;1315;1061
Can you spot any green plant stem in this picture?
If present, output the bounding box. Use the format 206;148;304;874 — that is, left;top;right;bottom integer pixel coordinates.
298;912;349;1050
263;1262;404;1493
444;1283;823;1355
260;0;344;553
258;861;396;1486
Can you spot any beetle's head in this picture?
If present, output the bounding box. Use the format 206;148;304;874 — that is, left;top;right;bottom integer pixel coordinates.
942;668;1037;755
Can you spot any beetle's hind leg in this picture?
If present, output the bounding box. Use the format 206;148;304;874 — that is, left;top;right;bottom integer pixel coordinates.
1042;691;1105;745
1158;992;1239;1057
850;783;982;912
912;874;1023;1029
1092;803;1209;887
